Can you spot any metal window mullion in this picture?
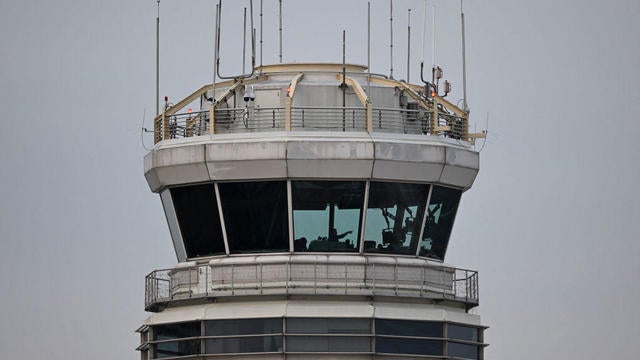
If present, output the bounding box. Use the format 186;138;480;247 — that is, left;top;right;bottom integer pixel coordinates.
415;184;434;257
287;180;294;253
358;181;371;254
214;182;230;255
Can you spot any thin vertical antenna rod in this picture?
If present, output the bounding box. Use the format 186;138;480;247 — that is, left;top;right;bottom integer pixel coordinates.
461;0;468;111
367;2;371;96
156;0;160;116
259;0;263;69
242;7;247;73
421;0;427;63
212;3;219;100
389;0;393;78
342;30;346;131
432;3;436;69
407;8;411;83
279;0;283;63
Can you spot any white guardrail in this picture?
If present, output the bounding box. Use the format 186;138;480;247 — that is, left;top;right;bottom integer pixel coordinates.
145;255;478;311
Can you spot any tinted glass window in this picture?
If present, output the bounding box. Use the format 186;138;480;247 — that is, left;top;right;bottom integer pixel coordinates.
154;322;200;340
218;181;289;253
205;336;283;354
448;324;478;342
287;336;370;352
376;337;443;355
420;186;462;260
292;181;364;252
375;319;442;337
206;318;282;336
364;182;428;255
448;342;478;359
156;340;200;358
286;318;370;334
171;184;225;258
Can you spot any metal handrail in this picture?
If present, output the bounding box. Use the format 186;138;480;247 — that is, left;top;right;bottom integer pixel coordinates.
144;257;479;311
153;105;472;145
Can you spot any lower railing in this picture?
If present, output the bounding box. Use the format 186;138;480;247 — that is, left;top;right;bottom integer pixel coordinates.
145;255;479;311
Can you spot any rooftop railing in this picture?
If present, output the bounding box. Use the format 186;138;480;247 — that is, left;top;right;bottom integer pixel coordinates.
153;106;468;141
145;255;479;312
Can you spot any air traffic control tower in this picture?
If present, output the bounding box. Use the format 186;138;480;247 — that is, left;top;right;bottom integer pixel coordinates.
137;6;487;359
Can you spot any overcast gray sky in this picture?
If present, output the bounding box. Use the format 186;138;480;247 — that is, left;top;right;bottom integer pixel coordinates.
1;0;639;358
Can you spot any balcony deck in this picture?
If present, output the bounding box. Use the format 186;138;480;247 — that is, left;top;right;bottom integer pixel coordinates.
145;254;479;312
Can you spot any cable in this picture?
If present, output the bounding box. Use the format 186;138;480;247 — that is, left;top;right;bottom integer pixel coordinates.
141;108;153;151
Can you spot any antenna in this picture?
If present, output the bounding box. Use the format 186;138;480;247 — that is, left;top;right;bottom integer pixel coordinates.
431;2;436;69
242;7;247;73
215;0;256;80
407;8;411;83
155;0;160;116
389;0;394;79
367;1;371;96
279;0;283;63
212;2;219;101
259;0;263;69
461;0;468;111
419;0;429;87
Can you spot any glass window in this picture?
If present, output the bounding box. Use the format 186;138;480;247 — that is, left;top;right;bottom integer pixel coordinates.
448;342;479;359
375;319;443;338
375;337;443;356
292;181;365;252
154;322;200;340
419;186;462;260
364;182;428;255
156;340;200;358
286;318;370;334
205;336;283;354
218;181;289;253
448;324;478;342
154;322;201;358
287;336;370;352
170;184;225;258
205;318;283;336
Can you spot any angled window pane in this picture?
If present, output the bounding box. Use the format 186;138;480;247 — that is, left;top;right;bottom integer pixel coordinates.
376;337;443;356
419;186;462;260
448;342;479;359
287;336;370;352
154;322;201;340
364;182;428;255
286;318;370;334
292;181;364;252
170;184;225;258
205;318;282;336
375;319;443;337
205;336;283;354
156;340;200;358
218;181;289;253
447;324;478;342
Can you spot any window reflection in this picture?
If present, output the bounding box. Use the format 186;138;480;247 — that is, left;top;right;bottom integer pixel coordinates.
170;184;225;258
419;186;462;260
218;181;289;254
364;182;428;255
292;181;364;252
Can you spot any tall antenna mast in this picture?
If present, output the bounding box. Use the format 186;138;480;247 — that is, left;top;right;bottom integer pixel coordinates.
431;3;436;69
389;0;394;79
279;0;283;63
367;2;371;96
242;7;247;74
155;0;160;116
259;0;263;69
407;8;411;83
212;2;220;101
461;0;468;111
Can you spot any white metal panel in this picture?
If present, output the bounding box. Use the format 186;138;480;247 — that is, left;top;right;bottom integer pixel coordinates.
286;300;374;318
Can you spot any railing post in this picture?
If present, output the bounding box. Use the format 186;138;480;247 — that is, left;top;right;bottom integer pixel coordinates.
366;103;373;133
431;98;438;134
162;109;169;141
285;97;292;131
209;105;215;135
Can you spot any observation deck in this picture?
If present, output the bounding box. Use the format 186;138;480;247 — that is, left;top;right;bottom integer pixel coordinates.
143;63;482;312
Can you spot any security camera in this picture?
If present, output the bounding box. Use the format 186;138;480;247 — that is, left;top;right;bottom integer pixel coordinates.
243;92;250;102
